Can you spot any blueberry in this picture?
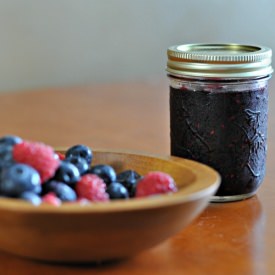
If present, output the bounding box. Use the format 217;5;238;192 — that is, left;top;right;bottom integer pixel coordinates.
117;170;141;197
65;145;93;166
33;183;42;195
0;135;22;146
0;164;41;196
54;161;80;185
65;155;89;175
0;145;14;169
106;182;129;200
43;180;76;202
88;164;116;185
41;180;58;195
20;191;42;206
0;136;22;170
55;182;77;201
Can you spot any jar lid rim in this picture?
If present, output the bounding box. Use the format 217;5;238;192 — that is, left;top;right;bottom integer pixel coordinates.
167;43;273;78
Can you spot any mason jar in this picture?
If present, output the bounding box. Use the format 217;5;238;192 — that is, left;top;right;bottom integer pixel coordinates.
167;43;273;202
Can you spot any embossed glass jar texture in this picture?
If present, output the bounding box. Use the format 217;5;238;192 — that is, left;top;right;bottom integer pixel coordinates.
167;44;273;202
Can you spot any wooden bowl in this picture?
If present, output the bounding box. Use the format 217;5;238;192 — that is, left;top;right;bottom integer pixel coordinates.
0;149;220;263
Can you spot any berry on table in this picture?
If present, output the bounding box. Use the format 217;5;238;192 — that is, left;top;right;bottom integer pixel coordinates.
88;164;116;185
76;174;109;202
12;141;60;183
136;171;177;198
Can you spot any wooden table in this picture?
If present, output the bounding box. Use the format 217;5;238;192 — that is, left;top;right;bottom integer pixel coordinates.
0;77;274;275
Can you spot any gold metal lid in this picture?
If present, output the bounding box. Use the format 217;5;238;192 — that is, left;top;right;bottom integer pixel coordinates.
167;43;273;78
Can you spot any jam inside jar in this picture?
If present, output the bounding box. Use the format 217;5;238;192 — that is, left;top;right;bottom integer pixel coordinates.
169;76;269;201
167;43;273;202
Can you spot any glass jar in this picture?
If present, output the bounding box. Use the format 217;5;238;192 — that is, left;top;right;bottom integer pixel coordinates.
167;43;273;202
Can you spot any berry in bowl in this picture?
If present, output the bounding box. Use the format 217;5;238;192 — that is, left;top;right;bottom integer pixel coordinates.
0;136;220;263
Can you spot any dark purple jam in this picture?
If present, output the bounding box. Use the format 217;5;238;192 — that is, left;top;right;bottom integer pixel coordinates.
170;82;268;197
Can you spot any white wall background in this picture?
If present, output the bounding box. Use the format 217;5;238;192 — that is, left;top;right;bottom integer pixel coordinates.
0;0;274;92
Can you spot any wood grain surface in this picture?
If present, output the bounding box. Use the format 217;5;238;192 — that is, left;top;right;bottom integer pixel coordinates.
0;77;274;275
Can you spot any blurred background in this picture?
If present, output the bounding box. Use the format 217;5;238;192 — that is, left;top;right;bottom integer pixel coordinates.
0;0;274;93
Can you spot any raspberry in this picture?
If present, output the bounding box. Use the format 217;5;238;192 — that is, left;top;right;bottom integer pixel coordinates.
76;174;109;202
55;152;65;161
42;192;61;206
13;141;60;183
136;171;177;198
